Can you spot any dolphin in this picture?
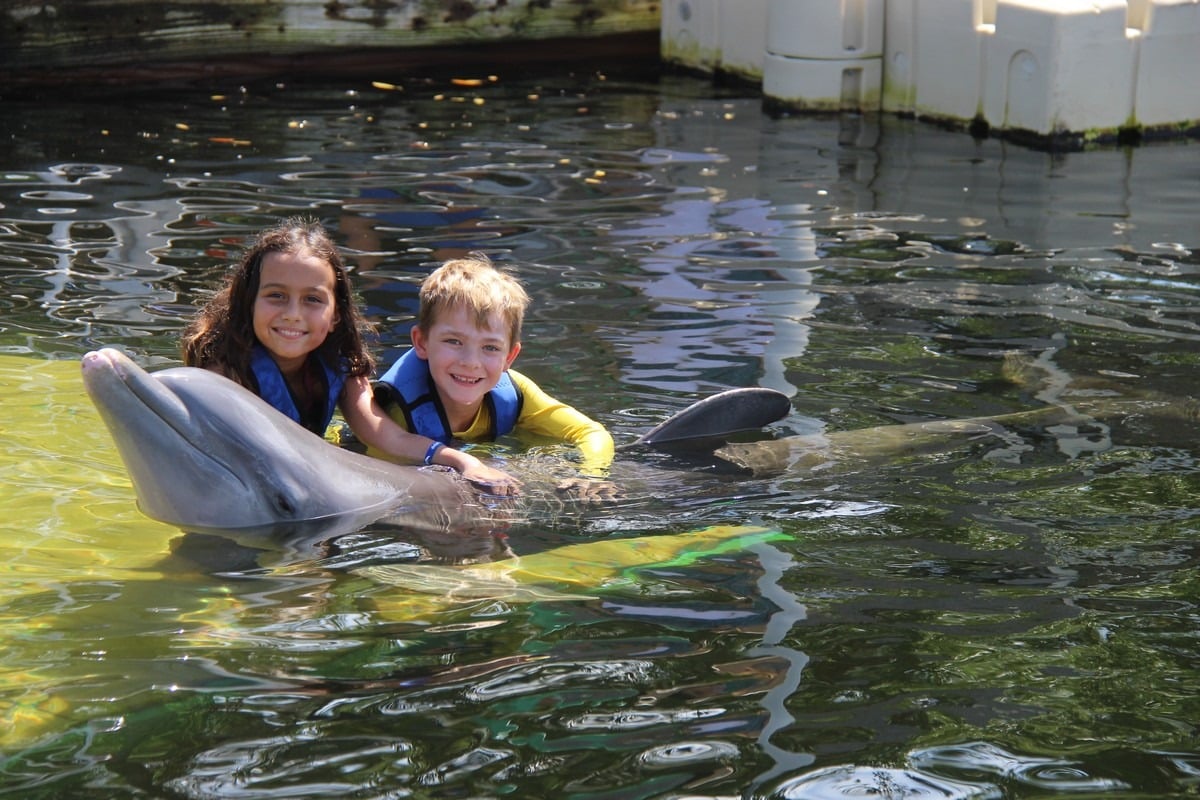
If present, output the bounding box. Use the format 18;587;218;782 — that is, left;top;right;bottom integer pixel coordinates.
81;347;1196;549
80;348;488;539
79;348;793;553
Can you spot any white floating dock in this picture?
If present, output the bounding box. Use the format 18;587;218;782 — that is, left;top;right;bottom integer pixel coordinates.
661;0;1200;149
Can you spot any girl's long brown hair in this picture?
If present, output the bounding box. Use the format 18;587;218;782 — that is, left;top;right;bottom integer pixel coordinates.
181;218;375;388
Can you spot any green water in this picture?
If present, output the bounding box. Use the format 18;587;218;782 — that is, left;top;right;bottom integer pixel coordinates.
1;68;1199;797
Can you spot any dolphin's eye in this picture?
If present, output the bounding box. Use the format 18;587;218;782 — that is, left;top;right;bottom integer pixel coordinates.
273;493;296;516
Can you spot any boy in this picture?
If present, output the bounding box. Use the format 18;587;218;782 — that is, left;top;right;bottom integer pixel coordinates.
374;255;618;498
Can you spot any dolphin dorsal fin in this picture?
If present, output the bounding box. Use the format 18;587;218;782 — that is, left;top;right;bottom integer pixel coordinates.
631;387;791;451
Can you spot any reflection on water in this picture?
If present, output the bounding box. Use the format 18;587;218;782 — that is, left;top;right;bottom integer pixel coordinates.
1;70;1199;797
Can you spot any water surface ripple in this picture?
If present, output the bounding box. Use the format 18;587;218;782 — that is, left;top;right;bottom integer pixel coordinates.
1;70;1198;798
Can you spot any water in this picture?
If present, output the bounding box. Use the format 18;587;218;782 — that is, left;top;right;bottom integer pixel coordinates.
2;66;1200;798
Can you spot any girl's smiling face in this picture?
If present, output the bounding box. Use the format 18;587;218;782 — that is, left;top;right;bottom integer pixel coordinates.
411;304;520;428
252;249;340;376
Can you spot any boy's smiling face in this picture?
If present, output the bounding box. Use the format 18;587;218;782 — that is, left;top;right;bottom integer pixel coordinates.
411;304;521;426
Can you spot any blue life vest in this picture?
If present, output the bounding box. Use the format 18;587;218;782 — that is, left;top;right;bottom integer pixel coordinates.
374;348;522;444
250;344;345;435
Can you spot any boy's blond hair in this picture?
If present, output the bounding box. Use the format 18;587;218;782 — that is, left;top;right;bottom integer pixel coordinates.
417;254;529;345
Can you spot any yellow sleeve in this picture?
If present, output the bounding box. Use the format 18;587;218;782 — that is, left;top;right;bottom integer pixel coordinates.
508;369;614;475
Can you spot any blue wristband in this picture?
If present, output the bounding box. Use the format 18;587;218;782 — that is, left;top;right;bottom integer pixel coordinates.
423;441;445;465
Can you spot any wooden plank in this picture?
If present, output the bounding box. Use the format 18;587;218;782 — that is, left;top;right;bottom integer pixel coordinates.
1;0;661;84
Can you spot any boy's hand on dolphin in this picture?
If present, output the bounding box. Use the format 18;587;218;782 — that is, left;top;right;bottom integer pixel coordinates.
462;462;523;496
555;477;624;505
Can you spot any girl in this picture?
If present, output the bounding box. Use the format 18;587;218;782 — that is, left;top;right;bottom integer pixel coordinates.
181;217;520;495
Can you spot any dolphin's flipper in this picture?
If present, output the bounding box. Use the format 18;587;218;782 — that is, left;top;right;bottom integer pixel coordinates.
355;524;788;620
629;388;792;452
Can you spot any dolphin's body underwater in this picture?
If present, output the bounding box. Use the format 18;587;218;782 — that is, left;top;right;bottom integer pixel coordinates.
80;348;793;549
82;347;1193;549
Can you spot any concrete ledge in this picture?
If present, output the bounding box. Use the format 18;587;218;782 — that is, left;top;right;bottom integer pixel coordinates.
661;0;769;82
1133;0;1200;130
883;0;988;123
763;52;883;113
668;0;1200;149
982;0;1136;140
766;0;884;60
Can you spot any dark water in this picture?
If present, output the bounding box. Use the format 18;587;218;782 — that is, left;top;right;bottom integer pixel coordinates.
2;66;1200;798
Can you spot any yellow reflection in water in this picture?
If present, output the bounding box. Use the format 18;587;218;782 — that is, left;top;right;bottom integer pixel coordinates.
0;353;785;752
0;353;182;747
0;353;178;575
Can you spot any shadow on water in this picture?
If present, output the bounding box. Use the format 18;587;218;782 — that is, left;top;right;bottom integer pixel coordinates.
2;68;1200;797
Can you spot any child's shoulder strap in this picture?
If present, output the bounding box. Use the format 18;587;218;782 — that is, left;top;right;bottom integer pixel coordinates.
486;371;523;438
375;349;452;443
